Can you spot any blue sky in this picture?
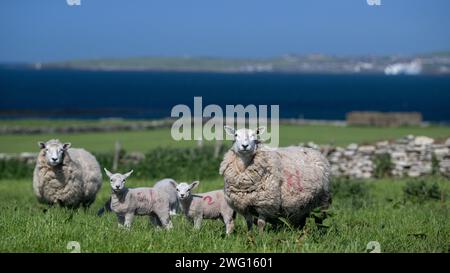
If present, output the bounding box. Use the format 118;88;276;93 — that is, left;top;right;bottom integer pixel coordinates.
0;0;449;62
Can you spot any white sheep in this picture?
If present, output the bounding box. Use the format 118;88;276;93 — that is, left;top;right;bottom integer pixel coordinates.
104;169;173;229
97;178;179;216
220;127;331;232
172;181;236;235
154;178;179;215
33;139;102;208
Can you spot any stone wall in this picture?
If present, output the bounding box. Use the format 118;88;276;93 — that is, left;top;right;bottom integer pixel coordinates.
346;111;423;127
304;135;450;178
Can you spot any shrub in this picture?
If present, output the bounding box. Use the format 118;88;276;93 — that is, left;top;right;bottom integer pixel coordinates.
403;179;442;203
373;153;392;178
431;154;440;176
331;178;371;209
0;159;34;180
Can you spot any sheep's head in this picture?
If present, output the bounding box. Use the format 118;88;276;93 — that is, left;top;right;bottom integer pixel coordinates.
38;139;71;167
224;126;265;158
174;181;199;200
104;168;133;192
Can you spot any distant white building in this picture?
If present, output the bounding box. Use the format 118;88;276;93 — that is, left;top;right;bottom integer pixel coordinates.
384;60;422;75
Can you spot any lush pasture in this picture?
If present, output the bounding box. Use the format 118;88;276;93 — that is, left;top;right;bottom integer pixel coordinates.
0;177;448;253
1;120;449;253
1;123;450;153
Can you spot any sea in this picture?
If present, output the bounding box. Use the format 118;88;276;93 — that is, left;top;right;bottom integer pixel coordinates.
1;67;450;122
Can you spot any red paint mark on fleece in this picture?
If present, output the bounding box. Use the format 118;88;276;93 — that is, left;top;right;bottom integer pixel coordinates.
148;189;153;202
136;192;146;202
284;170;303;192
203;195;214;205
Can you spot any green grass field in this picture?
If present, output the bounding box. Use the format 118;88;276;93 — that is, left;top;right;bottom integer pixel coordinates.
1;120;449;252
1;123;450;154
0;177;448;253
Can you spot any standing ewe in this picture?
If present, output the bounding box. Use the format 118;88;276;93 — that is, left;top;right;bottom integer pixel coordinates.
219;127;331;232
173;181;235;235
105;169;173;229
154;178;179;215
33;139;102;208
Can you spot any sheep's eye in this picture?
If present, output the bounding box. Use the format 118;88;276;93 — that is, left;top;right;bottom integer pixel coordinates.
176;189;179;192
234;134;237;137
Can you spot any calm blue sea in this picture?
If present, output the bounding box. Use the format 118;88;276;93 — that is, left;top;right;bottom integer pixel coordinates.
1;67;450;122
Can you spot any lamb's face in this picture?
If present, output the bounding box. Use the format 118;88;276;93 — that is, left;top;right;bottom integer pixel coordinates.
176;181;199;200
104;169;133;192
224;127;265;157
38;139;71;167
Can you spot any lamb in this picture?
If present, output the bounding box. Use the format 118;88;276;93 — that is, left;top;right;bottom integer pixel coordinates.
104;168;173;229
32;139;102;208
219;126;331;232
154;178;179;215
97;178;179;216
173;181;236;235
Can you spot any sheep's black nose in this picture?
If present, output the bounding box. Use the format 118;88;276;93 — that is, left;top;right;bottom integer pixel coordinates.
116;185;120;189
242;144;249;149
51;157;58;161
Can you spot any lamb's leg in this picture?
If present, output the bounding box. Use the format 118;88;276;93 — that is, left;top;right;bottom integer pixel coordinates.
169;204;177;216
149;213;162;228
117;214;125;228
244;214;254;231
193;217;203;230
124;213;134;229
97;198;112;216
257;217;266;234
155;211;173;230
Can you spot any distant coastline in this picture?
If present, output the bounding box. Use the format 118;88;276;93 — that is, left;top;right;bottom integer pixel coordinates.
17;52;450;75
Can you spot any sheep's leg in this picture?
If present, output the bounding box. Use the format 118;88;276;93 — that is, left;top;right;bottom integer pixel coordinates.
97;198;112;216
244;214;254;231
124;213;134;229
169;204;177;216
155;211;173;230
193;217;203;230
149;214;161;227
117;214;125;228
223;215;235;235
257;217;266;234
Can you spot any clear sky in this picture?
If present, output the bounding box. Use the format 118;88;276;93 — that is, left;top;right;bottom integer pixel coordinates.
1;0;449;63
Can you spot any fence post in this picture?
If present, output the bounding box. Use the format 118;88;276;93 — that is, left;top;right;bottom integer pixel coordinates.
214;140;222;159
112;141;121;172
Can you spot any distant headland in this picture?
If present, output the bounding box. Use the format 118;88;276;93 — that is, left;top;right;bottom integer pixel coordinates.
25;52;450;75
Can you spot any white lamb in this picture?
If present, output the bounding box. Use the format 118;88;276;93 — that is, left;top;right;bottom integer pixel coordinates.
97;178;179;216
173;181;236;235
104;169;173;229
154;178;179;215
220;127;331;232
33;139;102;208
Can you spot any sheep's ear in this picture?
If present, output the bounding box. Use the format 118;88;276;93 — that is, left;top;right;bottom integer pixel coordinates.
38;142;46;149
104;168;113;178
62;143;71;150
124;170;134;179
224;126;235;137
169;180;178;188
256;127;265;135
190;181;200;190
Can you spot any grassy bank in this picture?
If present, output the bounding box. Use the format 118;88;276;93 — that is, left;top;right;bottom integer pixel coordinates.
1;123;450;154
0;177;448;252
